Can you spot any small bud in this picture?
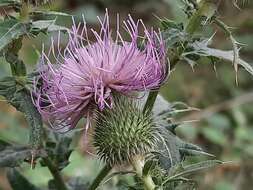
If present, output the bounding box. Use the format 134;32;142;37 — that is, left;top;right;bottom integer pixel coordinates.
93;96;158;166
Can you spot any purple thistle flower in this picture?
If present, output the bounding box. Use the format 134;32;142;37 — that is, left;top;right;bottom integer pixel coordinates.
33;10;167;132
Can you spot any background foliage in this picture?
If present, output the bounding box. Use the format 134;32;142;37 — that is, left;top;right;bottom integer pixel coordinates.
0;0;253;189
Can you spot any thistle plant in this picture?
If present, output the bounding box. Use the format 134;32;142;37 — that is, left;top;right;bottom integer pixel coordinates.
32;10;167;132
0;1;252;190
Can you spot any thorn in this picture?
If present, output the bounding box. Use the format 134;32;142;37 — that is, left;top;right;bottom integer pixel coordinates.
30;151;36;169
213;63;218;78
235;73;239;86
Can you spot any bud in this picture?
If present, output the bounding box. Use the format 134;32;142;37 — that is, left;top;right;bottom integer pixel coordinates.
93;96;158;166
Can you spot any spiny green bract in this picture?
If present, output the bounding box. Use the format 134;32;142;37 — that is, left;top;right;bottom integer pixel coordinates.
93;96;158;166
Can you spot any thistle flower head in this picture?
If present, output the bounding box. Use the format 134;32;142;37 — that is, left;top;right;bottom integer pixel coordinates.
33;10;167;131
93;95;158;166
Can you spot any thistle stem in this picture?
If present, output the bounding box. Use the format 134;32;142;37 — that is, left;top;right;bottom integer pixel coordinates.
43;158;68;190
88;164;112;190
132;156;156;190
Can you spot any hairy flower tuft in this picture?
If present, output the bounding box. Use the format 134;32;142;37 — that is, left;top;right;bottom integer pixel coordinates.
33;10;167;131
93;95;158;166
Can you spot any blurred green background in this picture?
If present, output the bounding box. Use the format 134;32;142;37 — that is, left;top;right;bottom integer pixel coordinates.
0;0;253;189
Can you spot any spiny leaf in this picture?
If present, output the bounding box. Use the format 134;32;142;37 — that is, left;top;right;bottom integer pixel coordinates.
179;148;214;157
0;18;30;51
31;19;68;33
0;0;20;8
163;160;223;183
23;0;53;7
0;18;66;51
156;127;214;172
7;168;40;190
156;130;182;171
213;18;242;85
5;38;27;76
181;160;223;174
152;94;172;117
31;10;71;17
188;39;253;76
176;136;214;158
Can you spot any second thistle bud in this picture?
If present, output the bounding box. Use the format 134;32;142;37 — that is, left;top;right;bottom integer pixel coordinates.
93;96;158;166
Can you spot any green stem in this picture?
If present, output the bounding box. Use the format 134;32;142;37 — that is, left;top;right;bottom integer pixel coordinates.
88;164;112;190
43;158;68;190
185;0;216;35
132;156;156;190
143;91;159;114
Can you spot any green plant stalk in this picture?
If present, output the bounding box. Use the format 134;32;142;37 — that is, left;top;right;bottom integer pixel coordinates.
186;0;216;35
43;157;68;190
88;164;112;190
132;156;156;190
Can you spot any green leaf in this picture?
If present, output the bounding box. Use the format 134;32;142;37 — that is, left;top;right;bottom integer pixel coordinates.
152;95;172;116
0;18;30;51
162;28;188;49
164;160;223;183
156;126;214;172
31;20;68;33
159;18;183;30
0;18;65;51
0;0;20;7
7;168;40;190
5;38;27;76
0;140;31;167
180;160;223;175
179;148;214;157
31;10;71;17
156;130;182;171
179;142;215;157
